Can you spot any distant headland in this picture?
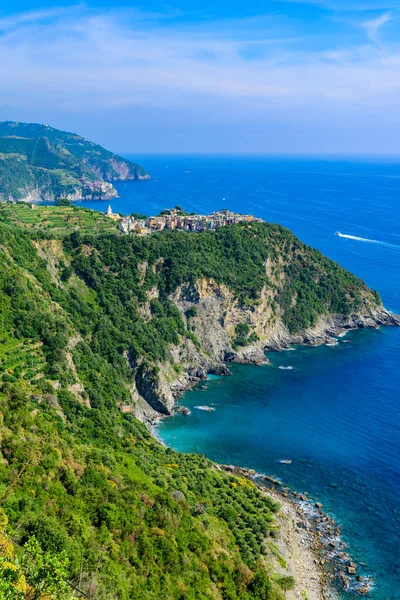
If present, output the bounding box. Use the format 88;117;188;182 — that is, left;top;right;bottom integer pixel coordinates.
0;121;149;203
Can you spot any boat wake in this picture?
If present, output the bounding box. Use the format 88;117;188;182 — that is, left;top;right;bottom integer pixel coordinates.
335;232;400;250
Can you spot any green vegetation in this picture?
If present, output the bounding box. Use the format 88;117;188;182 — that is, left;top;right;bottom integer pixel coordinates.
275;576;295;592
61;216;376;334
0;510;74;600
55;198;72;207
0;121;149;201
0;206;381;598
130;212;148;220
232;324;259;349
0;203;118;236
159;206;194;217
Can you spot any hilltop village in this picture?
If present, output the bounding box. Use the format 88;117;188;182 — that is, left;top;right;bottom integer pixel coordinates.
106;205;263;234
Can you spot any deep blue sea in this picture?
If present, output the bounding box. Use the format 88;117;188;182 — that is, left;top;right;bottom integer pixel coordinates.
72;156;400;599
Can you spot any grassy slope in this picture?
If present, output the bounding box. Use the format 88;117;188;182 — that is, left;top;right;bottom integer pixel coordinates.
0;212;291;600
0;206;381;599
0;203;119;236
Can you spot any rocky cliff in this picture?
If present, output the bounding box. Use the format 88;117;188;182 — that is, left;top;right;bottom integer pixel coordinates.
1;213;397;423
132;277;399;418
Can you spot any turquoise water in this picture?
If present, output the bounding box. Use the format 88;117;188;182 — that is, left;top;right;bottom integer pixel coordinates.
68;156;400;599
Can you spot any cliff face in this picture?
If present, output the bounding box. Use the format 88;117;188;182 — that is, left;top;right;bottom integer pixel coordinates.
1;214;397;422
174;278;398;356
134;277;398;418
7;177;118;203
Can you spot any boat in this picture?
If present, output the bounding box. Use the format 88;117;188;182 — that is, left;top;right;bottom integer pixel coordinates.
335;231;341;236
279;459;292;465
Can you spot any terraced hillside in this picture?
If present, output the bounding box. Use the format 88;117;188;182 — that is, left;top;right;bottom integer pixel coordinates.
0;202;119;235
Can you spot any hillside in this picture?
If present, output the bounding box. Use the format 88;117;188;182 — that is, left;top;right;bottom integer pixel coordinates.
0;121;149;202
0;201;119;236
0;207;397;599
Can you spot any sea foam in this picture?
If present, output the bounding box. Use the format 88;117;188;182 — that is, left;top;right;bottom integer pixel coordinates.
336;232;400;250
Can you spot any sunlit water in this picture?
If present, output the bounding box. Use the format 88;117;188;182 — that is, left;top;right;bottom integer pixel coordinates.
62;156;400;599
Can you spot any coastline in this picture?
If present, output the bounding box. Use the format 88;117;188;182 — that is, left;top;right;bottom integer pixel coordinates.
152;403;373;599
220;466;373;599
264;486;332;600
152;412;331;598
147;318;399;598
219;465;331;599
136;306;400;419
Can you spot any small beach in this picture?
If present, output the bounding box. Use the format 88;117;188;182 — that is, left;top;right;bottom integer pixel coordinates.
267;489;328;600
220;465;374;599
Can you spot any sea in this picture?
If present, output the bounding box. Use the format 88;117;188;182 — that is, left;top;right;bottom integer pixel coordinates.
69;156;400;599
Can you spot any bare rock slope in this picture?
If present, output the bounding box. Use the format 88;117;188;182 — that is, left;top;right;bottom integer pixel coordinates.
135;277;399;418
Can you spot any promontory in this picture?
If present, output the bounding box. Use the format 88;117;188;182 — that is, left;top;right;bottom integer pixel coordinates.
0;121;149;202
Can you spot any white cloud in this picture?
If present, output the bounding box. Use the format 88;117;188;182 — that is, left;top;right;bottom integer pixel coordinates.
0;6;399;117
0;6;83;31
279;0;397;11
361;11;392;41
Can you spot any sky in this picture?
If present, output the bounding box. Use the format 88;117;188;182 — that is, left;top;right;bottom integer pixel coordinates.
0;1;399;155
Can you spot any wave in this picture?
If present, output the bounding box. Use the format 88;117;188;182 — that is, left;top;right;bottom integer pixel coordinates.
194;406;216;412
335;232;400;250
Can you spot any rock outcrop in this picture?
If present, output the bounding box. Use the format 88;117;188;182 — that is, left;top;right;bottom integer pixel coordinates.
133;278;399;420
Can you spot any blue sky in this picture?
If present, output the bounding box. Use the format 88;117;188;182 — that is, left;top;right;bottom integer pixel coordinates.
0;1;399;154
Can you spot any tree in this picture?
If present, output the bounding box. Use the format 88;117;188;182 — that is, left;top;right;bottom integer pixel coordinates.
20;537;74;600
276;575;295;592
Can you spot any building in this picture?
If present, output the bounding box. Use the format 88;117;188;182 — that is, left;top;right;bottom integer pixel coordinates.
116;208;263;235
107;205;120;222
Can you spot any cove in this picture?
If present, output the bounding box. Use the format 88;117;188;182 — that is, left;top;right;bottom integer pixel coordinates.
156;328;400;599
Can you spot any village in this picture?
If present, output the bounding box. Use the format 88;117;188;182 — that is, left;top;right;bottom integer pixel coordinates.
106;205;263;234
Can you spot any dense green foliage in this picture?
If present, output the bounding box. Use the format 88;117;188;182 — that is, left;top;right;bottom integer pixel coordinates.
0;207;381;598
0;121;148;201
232;324;259;350
0;380;284;599
65;218;378;334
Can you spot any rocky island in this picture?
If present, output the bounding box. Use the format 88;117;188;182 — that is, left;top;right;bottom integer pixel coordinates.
0;204;397;599
0;121;149;202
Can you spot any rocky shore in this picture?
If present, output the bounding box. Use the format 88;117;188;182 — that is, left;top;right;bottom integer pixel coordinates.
137;284;398;596
221;466;374;598
135;299;400;422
